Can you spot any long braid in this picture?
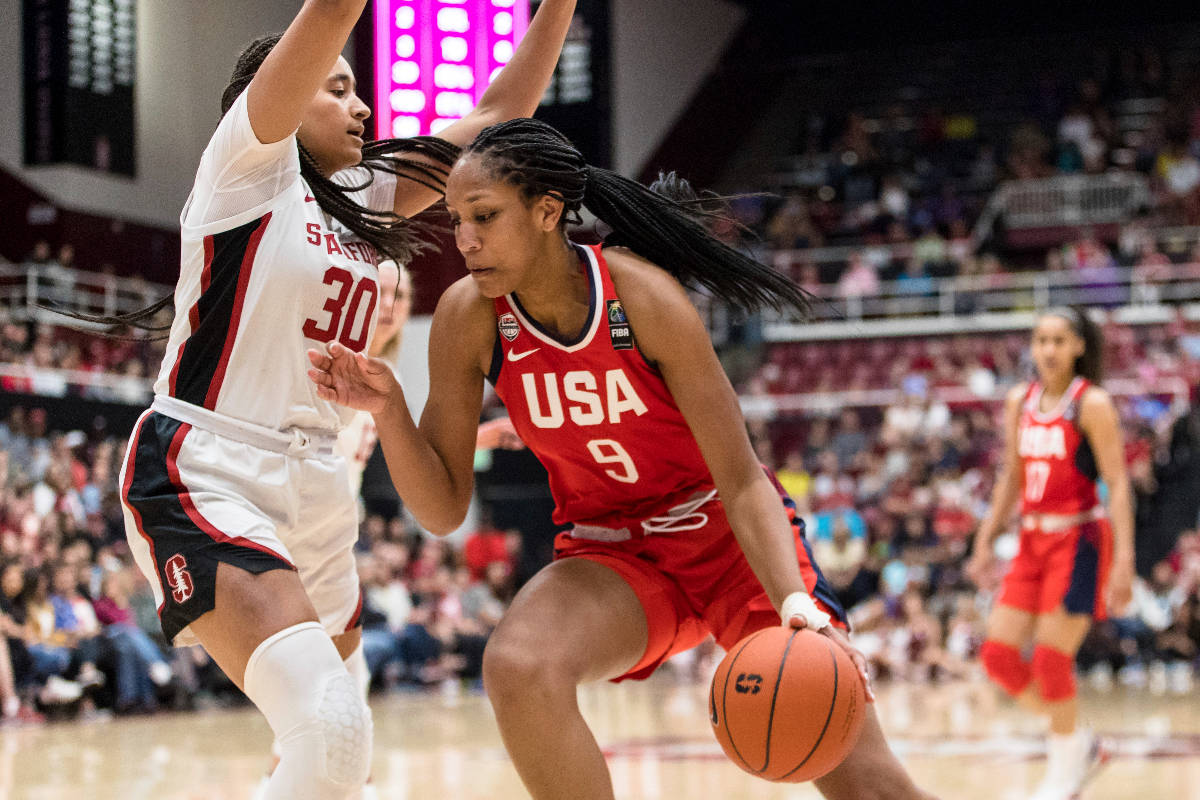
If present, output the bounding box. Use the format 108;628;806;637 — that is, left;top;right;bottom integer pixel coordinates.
222;34;461;267
56;33;460;336
465;119;809;315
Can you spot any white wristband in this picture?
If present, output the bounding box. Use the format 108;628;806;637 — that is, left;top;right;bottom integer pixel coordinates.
780;591;832;632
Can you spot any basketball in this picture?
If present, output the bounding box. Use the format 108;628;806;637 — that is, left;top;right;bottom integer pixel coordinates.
709;627;867;783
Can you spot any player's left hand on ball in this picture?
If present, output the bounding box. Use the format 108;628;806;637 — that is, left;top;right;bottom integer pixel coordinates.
816;625;875;703
781;591;874;701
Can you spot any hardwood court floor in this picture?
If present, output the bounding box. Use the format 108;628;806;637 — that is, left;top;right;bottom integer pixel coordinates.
1;676;1198;799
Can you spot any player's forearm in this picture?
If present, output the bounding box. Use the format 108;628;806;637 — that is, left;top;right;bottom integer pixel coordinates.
373;394;472;535
472;0;576;123
724;477;809;614
977;468;1020;549
1106;474;1135;561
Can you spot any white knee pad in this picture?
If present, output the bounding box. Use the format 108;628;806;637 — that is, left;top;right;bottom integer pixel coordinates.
244;622;373;799
344;641;370;704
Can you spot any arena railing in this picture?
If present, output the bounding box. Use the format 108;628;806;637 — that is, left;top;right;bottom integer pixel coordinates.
761;262;1200;341
972;172;1152;242
740;377;1192;421
0;362;152;405
0;263;174;327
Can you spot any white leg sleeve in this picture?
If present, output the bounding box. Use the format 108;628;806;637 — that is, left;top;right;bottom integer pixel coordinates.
344;641;370;704
243;622;373;800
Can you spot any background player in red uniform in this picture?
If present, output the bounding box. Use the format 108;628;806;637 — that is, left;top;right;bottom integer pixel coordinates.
968;307;1135;800
309;118;937;800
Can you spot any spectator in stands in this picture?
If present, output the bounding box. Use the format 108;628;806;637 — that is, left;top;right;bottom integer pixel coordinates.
911;225;948;273
831;409;868;471
462;509;517;582
21;569;85;705
774;450;811;510
1134;236;1174;285
1155;137;1200;224
812;517;868;607
460;560;512;636
895;256;936;297
766;196;823;250
837;252;881;297
93;569;173;712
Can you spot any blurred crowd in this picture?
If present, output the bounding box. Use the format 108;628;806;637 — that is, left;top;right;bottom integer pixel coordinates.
0;402;528;725
732;43;1200;294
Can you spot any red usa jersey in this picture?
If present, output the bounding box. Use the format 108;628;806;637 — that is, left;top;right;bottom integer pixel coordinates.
490;244;713;527
1017;377;1100;515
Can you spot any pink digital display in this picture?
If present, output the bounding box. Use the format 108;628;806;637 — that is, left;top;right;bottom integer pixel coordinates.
374;0;530;139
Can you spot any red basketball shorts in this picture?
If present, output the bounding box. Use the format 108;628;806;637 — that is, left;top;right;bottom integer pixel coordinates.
554;495;848;682
997;518;1113;619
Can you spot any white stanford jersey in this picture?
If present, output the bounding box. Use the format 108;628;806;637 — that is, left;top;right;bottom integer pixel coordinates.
153;88;396;433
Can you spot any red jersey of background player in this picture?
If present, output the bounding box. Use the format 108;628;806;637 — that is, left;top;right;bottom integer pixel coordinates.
489;244;714;528
1017;377;1100;515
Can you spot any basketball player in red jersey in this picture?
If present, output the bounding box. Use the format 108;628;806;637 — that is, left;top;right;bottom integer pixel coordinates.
309;119;938;800
968;308;1134;800
67;3;577;798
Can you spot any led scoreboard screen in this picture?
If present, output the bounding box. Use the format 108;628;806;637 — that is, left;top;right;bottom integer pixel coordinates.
23;0;137;175
374;0;530;139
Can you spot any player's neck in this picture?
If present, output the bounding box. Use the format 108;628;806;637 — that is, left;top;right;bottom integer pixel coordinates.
512;238;589;337
1038;373;1075;403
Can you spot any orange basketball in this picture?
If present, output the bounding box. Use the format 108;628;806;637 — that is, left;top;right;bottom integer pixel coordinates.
709;626;866;783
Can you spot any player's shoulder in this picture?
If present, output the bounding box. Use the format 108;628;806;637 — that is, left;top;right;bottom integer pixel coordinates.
437;274;491;312
432;276;498;338
601;246;691;315
1004;382;1030;410
1078;382;1116;419
603;246;680;290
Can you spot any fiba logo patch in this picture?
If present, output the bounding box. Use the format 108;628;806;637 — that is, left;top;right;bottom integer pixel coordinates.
606;300;633;350
164;554;194;604
498;313;520;342
607;300;627;324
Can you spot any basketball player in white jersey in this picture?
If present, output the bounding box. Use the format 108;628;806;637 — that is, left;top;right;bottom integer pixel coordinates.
111;3;576;798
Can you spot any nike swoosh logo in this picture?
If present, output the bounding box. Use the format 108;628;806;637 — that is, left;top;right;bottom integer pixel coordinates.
304;194;316;202
507;348;540;362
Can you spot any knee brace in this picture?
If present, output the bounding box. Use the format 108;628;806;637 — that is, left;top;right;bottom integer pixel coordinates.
979;640;1032;697
1031;644;1076;702
344;641;370;704
244;622;373;799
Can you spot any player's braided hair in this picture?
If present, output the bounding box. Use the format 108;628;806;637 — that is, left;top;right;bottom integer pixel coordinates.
463;119;810;315
221;33;460;266
56;33;460;335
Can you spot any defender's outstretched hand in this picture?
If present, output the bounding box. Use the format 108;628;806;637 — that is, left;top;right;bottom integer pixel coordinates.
307;342;399;414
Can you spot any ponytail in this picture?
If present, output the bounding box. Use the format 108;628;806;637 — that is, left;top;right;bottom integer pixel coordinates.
465;119;810;315
219;34;460;268
54;33;459;335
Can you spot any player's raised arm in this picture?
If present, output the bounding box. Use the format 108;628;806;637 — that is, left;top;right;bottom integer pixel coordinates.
246;0;368;144
391;0;577;218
